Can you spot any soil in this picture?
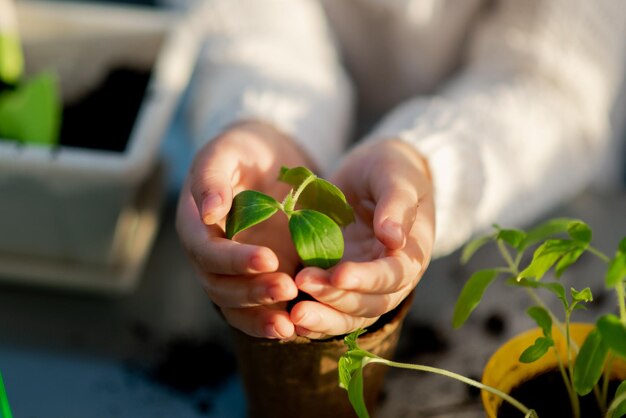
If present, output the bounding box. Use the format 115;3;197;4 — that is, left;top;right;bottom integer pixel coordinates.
498;370;621;418
59;67;151;152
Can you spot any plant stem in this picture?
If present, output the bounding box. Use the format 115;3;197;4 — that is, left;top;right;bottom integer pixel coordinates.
587;246;611;263
554;348;578;417
283;175;317;216
565;311;581;418
497;241;518;272
616;281;626;326
366;358;535;417
606;390;626;418
599;354;615;413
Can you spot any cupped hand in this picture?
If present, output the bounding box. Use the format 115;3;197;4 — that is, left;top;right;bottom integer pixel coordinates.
291;140;435;339
176;121;312;339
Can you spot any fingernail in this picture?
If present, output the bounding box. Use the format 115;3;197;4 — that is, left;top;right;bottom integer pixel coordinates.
296;311;320;328
201;193;223;223
382;218;404;247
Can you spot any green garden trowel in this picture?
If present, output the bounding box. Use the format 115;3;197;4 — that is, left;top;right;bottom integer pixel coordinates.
0;0;61;146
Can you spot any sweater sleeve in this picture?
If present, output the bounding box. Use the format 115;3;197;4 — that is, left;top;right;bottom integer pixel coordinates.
368;0;626;257
186;0;353;174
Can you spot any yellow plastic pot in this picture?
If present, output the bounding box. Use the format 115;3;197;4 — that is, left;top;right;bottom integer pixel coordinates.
482;323;626;417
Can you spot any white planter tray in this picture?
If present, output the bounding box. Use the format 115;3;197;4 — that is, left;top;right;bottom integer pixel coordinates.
0;1;199;293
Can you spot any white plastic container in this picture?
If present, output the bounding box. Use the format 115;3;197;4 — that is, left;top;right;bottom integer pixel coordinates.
0;1;199;293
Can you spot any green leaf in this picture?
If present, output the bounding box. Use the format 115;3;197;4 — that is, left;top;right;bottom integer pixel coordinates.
460;234;493;264
519;336;554;363
520;218;579;251
0;33;24;84
525;411;539;418
279;166;355;226
347;367;369;418
289;210;344;269
606;253;626;288
571;287;593;303
496;227;526;250
452;269;499;328
512;279;568;309
612;381;626;418
527;306;552;337
573;328;609;396
596;315;626;358
0;71;61;145
568;221;592;244
339;330;375;418
555;247;585;277
620;238;626;254
518;239;581;281
225;191;280;239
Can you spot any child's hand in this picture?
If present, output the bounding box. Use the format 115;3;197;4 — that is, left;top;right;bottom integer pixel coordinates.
176;121;311;339
291;140;435;339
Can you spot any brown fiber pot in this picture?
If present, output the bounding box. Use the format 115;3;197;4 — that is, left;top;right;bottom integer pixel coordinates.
482;323;626;417
232;292;414;418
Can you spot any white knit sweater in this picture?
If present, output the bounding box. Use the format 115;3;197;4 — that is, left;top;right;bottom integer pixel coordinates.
185;0;626;257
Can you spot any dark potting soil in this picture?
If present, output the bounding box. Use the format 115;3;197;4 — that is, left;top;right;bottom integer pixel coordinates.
149;336;237;394
497;370;621;418
59;67;151;152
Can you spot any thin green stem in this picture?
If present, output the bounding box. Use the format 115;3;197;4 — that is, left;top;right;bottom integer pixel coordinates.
366;358;534;416
282;174;316;214
606;391;626;418
554;349;578;416
616;282;626;326
587;246;611;263
497;240;518;272
599;354;615;413
565;311;581;418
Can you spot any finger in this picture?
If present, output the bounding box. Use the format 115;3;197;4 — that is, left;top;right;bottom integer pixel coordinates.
290;301;379;337
189;143;241;225
202;272;298;308
370;173;419;250
177;188;279;275
222;305;295;340
328;254;422;294
295;268;408;317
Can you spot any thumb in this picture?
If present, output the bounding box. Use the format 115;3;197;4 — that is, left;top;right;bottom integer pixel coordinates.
189;145;238;226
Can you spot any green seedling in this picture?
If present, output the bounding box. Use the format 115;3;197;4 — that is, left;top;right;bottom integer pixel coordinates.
0;0;61;146
454;219;626;418
226;166;354;269
340;218;626;418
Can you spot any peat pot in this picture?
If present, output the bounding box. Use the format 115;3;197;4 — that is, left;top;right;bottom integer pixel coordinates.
232;292;415;418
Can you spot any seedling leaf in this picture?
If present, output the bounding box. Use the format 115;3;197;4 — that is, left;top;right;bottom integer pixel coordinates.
568;221;592;244
612;381;626;418
573;328;609;395
225;191;280;239
496;227;526;250
0;33;23;84
339;329;377;418
0;71;61;145
519;336;554;363
279;166;355;226
525;411;539;418
518;239;577;281
606;246;626;288
452;269;499;328
289;210;343;269
596;314;626;358
527;306;552;338
461;234;493;264
571;287;593;304
519;218;578;251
